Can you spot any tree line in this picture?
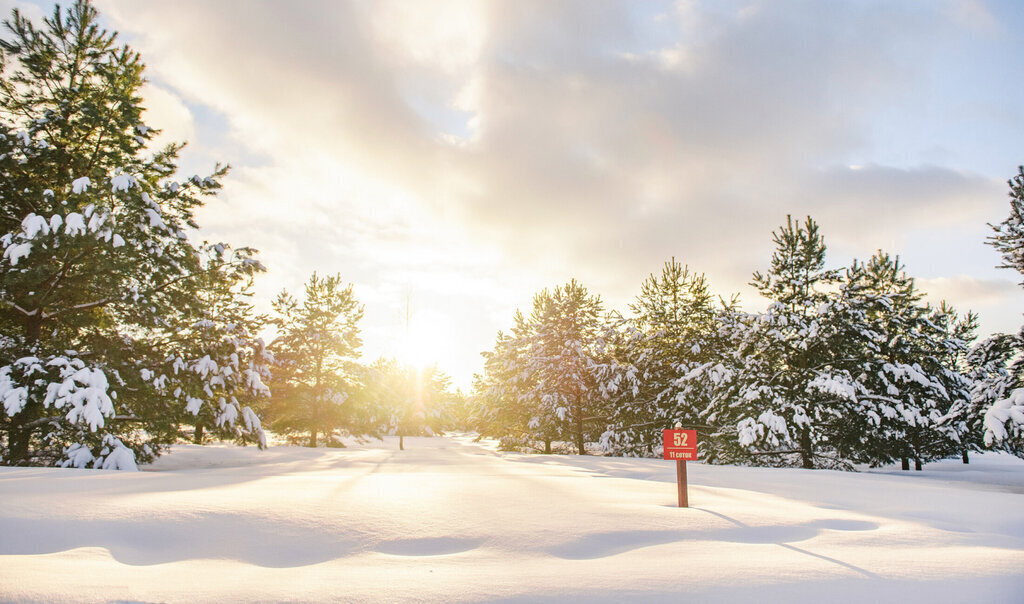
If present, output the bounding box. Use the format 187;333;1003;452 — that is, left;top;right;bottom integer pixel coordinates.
264;272;467;450
3;2;1023;472
0;1;464;469
473;200;1024;470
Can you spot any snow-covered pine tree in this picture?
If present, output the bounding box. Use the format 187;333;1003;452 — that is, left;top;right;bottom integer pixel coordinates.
968;333;1022;455
679;305;795;465
685;216;853;469
837;254;973;469
929;302;978;464
265;272;364;447
600;259;722;457
473;281;609;454
440;389;473;432
472;311;547;451
0;1;267;468
979;166;1024;453
158;243;271;448
525;280;608;455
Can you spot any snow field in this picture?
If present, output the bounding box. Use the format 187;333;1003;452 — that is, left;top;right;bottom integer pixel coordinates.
1;435;1022;602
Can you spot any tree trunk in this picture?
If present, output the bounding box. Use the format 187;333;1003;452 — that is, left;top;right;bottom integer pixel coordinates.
193;422;204;445
7;419;33;465
574;397;586;455
901;457;910;471
8;315;44;464
961;448;970;464
799;428;813;469
399;434;404;451
309;429;317;448
914;457;922;471
544;439;552;454
26;314;42;343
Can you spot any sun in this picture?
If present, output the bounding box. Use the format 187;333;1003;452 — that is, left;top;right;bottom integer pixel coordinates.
394;307;464;377
400;330;435;370
398;315;448;371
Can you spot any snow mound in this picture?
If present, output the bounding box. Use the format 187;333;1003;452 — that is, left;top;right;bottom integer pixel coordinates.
0;435;1022;603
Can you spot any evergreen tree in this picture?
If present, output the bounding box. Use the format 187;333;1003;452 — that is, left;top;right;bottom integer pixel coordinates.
601;259;722;456
979;166;1024;453
989;166;1024;284
968;332;1022;454
161;243;271;447
682;216;852;468
266;272;363;447
473;280;609;454
530;281;608;454
740;216;848;468
472;311;544;451
0;1;266;468
932;303;978;463
439;387;473;432
683;236;975;471
838;254;973;469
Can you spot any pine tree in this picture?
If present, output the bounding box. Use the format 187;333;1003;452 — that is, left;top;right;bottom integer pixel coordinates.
601;259;722;456
684;216;852;469
743;216;848;468
979;166;1024;453
0;1;266;468
472;311;540;451
989;167;1024;284
530;281;608;455
265;273;364;447
161;243;271;447
438;388;472;432
930;302;978;464
838;254;973;469
968;333;1022;454
473;280;608;454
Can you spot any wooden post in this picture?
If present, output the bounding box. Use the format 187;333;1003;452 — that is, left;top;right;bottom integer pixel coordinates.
676;459;688;508
664;429;697;508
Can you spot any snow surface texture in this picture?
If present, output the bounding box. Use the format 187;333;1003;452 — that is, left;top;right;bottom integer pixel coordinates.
0;435;1022;603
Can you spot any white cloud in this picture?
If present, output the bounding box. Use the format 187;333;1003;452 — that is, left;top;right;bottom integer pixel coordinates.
0;0;42;22
918;274;1024;339
92;0;1024;384
370;0;486;74
919;275;1020;307
944;0;1000;34
140;83;195;151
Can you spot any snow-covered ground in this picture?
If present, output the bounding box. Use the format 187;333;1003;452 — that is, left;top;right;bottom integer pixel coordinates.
1;435;1022;603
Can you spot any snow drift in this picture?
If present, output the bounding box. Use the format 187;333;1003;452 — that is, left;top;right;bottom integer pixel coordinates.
0;435;1022;602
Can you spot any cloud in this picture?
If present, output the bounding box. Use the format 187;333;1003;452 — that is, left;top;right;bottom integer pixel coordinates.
794;164;1004;250
944;0;1000;34
432;0;977;285
92;0;1023;384
140;83;195;151
918;275;1020;307
0;0;43;22
918;274;1024;338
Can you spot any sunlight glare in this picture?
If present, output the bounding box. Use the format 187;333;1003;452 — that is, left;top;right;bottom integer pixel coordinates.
399;318;448;371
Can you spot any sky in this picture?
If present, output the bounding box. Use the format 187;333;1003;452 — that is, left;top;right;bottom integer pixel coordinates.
6;0;1024;389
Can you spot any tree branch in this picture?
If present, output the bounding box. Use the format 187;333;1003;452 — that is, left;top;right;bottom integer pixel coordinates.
10;303;39;316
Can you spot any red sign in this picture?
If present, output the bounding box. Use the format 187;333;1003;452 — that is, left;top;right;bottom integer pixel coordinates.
663;429;698;461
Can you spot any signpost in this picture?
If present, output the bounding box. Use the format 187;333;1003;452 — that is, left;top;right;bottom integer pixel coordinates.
663;429;697;507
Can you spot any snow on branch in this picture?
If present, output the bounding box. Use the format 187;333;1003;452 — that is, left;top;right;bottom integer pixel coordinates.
984;388;1024;446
